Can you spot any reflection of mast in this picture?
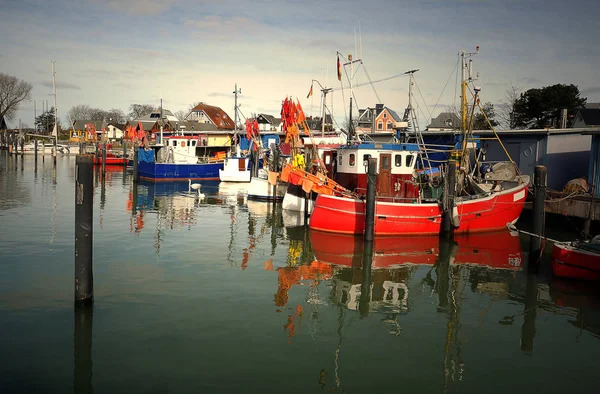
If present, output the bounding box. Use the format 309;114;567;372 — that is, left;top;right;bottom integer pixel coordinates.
333;305;344;390
50;178;57;244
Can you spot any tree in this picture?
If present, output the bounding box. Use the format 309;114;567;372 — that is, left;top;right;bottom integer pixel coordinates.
36;107;60;134
68;104;93;122
496;85;522;130
106;108;125;123
174;110;187;122
512;84;586;129
472;102;499;130
0;73;33;122
128;104;155;120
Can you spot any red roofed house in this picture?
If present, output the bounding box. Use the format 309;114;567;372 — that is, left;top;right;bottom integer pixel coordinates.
186;102;235;131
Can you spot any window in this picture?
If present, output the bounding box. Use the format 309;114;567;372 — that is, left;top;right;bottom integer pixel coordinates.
377;123;383;130
172;140;177;146
363;154;371;162
187;140;191;146
387;122;392;130
383;113;387;119
338;154;343;166
395;154;403;167
406;155;414;168
325;155;331;165
192;141;196;146
349;153;355;167
381;155;390;169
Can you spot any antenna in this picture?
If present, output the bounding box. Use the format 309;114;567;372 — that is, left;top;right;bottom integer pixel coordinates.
359;21;363;60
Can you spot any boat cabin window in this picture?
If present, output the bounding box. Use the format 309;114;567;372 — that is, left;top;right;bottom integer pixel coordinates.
338;154;343;167
324;155;331;165
349;153;356;167
406;154;414;168
381;155;390;170
363;154;371;164
192;141;196;147
172;140;177;146
395;154;403;167
187;140;191;147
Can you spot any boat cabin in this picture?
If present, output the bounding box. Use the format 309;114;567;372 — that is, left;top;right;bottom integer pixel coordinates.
153;136;226;164
334;143;420;200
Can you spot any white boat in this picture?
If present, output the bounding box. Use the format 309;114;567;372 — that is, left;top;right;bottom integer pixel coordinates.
247;176;286;201
19;141;79;155
219;146;252;182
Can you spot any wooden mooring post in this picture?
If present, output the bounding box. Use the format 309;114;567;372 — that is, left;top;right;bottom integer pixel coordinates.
34;139;38;164
529;165;547;269
101;142;106;175
75;154;94;305
442;160;457;237
364;157;378;242
132;144;139;183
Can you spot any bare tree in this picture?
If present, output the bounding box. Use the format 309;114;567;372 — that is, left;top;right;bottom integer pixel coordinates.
496;84;522;130
106;108;125;123
0;73;33;122
128;104;155;120
174;110;187;122
68;104;92;122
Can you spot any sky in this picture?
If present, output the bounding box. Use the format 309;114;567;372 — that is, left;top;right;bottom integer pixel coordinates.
2;0;600;130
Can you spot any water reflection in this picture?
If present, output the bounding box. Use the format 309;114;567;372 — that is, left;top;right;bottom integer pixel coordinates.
549;278;600;339
73;305;93;394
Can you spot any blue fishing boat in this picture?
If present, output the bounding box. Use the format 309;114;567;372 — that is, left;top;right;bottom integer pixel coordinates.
136;135;225;182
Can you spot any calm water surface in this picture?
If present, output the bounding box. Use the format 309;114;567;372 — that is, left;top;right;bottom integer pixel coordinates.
1;151;599;393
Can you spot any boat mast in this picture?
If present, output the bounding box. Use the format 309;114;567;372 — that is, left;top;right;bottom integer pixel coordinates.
461;50;467;132
233;83;241;153
348;54;353;145
51;61;57;138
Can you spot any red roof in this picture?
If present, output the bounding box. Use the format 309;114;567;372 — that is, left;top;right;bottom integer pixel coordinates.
191;102;235;130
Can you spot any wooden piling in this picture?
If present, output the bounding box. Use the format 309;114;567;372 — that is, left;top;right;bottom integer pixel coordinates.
520;274;538;353
364;157;378;242
132;144;139;183
529;165;547;268
34;139;38;163
75;154;94;305
271;147;280;202
442;160;457;236
101;143;106;174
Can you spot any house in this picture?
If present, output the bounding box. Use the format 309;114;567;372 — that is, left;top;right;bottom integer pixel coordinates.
426;112;461;131
139;109;178;123
356;104;402;133
256;113;283;132
186;102;235;130
106;122;128;140
306;115;333;133
572;106;600;128
70;120;104;141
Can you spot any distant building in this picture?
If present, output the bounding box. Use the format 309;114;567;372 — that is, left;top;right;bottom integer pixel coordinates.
139;109;178;123
356;104;401;133
256;113;283;132
426;112;461;131
572;104;600;128
306;115;333;132
186;102;235;130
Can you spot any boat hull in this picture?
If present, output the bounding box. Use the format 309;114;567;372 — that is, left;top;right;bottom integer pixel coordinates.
138;161;223;181
93;156;127;165
247;177;286;201
282;183;317;213
552;243;600;281
219;156;252;182
309;181;529;236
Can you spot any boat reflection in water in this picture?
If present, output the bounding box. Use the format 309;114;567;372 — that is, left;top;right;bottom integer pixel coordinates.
549;277;600;339
310;229;524;317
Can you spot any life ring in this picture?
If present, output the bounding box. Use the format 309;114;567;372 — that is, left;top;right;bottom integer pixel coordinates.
181;141;185;148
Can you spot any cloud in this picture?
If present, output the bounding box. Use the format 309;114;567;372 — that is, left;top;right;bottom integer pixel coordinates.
93;0;178;16
581;86;600;95
41;81;81;90
518;76;543;86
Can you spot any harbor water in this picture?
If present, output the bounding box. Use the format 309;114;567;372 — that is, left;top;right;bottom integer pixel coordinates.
1;151;599;393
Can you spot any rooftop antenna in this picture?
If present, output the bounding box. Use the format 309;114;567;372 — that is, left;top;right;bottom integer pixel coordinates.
359;21;363;60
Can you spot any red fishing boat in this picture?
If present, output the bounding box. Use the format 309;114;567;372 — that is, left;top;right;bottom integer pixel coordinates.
93;154;127;165
310;229;523;270
552;240;600;281
308;142;530;235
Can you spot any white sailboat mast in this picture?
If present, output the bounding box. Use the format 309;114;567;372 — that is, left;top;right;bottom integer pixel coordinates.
52;61;58;137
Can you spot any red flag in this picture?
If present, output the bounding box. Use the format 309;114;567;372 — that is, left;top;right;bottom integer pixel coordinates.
337;54;342;81
296;99;306;125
